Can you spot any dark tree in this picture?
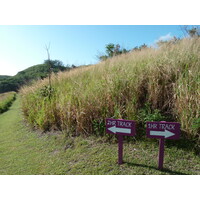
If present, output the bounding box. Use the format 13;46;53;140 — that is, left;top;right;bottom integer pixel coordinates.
106;43;115;57
180;25;200;38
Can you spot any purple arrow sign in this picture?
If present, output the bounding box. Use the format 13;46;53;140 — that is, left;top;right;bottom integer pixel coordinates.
106;118;136;165
146;121;181;170
106;118;136;136
146;121;180;140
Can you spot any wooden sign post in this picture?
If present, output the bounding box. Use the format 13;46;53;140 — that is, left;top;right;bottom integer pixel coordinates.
106;118;136;165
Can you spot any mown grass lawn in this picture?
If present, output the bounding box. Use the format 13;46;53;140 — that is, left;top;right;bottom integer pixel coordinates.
0;96;199;175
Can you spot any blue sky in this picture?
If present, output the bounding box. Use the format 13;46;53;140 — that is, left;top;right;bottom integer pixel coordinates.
0;25;184;75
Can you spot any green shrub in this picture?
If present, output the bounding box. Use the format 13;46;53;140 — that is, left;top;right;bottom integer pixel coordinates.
192;118;200;135
38;85;55;99
0;92;16;113
137;103;167;124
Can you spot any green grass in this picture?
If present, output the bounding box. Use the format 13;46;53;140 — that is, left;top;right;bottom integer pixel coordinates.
0;91;16;113
0;97;199;175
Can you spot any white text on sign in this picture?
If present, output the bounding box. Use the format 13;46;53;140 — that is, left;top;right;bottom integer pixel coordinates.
148;123;175;130
107;120;132;128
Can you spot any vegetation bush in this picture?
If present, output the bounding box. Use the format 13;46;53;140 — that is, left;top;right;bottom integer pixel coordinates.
0;92;16;113
20;38;200;144
0;75;11;80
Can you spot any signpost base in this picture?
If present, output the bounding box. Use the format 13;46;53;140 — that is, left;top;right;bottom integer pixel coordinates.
158;138;165;170
118;135;123;165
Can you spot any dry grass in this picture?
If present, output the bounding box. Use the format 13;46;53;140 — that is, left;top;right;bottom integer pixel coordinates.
20;38;200;143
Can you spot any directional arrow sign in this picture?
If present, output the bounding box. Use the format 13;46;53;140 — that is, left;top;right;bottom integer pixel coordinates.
150;130;175;138
147;121;180;140
108;126;131;134
147;121;181;170
106;118;136;165
106;118;136;136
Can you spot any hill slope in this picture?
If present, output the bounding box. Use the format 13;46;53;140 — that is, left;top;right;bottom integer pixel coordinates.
21;38;200;145
0;60;69;93
0;75;11;80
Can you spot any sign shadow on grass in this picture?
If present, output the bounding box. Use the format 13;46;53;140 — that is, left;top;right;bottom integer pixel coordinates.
125;162;189;175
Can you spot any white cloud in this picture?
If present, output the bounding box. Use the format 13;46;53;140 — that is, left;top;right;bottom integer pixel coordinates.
150;33;174;48
156;33;173;42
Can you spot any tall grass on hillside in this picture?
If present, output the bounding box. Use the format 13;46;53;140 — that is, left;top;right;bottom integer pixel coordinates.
0;92;16;113
20;38;200;143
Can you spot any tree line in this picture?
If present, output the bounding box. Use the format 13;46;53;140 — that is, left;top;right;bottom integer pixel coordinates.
98;43;148;61
98;25;200;61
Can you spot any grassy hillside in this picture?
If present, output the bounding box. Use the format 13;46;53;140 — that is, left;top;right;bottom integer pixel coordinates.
0;61;69;93
0;75;11;80
20;38;200;146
